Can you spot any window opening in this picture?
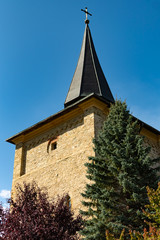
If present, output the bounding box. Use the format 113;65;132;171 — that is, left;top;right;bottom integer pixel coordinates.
47;136;58;153
51;142;57;150
20;145;27;176
66;195;72;211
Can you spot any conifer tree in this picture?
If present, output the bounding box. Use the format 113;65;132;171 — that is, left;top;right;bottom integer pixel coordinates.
81;100;160;239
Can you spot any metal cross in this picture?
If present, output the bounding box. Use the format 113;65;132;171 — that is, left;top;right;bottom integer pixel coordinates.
81;7;92;20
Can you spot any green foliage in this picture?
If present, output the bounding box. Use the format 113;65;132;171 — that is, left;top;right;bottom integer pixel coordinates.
80;100;160;239
106;229;125;240
106;227;160;240
143;183;160;228
143;225;160;240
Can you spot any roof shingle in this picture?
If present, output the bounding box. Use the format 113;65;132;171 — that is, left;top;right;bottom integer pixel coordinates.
64;23;114;107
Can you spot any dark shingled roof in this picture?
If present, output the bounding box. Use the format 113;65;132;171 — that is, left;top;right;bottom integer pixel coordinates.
64;23;114;107
6;93;160;144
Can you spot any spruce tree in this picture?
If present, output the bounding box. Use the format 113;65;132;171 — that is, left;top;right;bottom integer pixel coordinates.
81;100;160;239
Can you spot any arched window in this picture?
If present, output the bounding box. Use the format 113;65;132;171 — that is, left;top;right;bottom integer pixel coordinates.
47;137;58;153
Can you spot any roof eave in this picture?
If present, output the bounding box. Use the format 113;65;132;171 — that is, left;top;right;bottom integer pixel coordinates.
6;93;111;145
6;94;160;145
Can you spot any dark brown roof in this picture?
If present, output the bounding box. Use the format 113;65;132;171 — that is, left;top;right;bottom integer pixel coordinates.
64;22;114;107
6;94;160;145
6;21;160;145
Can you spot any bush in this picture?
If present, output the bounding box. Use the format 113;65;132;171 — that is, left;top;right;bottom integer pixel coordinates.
0;182;83;240
143;183;160;228
106;227;160;240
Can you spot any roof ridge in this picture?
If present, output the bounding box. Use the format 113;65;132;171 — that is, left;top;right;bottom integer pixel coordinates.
87;25;102;96
79;25;87;96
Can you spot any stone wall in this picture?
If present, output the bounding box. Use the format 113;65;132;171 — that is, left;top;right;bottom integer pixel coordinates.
12;105;160;212
144;137;160;160
12;107;96;211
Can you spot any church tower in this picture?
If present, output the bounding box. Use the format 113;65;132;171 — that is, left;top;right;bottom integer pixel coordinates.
7;10;160;211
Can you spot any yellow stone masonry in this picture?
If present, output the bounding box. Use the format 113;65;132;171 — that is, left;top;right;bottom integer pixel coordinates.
12;107;96;211
11;100;160;212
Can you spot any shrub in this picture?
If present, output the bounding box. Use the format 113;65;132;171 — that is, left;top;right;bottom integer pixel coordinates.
0;182;83;240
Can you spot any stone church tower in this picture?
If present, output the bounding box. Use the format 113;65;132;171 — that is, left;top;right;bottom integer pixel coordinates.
7;17;160;211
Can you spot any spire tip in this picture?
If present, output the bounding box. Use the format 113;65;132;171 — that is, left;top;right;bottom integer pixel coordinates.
81;7;92;24
85;19;89;24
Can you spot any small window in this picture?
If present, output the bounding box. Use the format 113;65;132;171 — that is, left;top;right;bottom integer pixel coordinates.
66;195;71;210
51;142;57;150
47;136;58;153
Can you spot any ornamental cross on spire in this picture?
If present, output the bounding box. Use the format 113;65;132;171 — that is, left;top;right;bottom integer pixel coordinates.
81;7;92;24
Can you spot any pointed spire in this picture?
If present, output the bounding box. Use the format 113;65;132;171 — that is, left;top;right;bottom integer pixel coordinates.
64;15;114;108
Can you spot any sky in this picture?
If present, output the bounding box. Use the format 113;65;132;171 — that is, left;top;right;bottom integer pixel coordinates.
0;0;160;205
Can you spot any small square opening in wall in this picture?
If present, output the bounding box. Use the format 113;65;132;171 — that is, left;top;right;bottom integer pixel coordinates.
47;136;58;153
51;142;57;151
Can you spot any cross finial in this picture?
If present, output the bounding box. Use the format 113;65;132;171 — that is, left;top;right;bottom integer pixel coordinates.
81;7;92;24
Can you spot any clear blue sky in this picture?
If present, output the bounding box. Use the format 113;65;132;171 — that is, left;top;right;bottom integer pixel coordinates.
0;0;160;204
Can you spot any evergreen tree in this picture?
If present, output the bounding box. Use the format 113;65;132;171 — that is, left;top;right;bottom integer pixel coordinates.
81;100;160;239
